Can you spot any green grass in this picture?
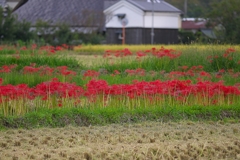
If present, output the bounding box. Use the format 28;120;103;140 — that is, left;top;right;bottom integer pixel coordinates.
95;51;240;73
0;105;240;130
0;55;83;71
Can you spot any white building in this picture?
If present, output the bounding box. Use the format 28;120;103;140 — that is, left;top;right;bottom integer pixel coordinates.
104;0;182;44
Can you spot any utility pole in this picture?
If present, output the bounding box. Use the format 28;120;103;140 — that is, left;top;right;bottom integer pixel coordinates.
151;0;155;44
184;0;187;17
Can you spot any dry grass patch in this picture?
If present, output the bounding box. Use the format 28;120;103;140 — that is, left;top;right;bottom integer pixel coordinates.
0;121;240;159
67;54;138;68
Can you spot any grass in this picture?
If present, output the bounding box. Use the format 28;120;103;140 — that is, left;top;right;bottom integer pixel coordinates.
0;55;83;71
0;105;240;129
74;44;240;54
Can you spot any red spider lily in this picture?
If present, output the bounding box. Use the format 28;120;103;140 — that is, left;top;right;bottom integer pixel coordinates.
39;46;57;55
83;70;100;79
34;78;85;100
83;79;240;102
103;48;133;58
56;66;76;76
23;66;40;74
136;51;147;58
179;66;188;70
168;71;186;79
22;65;76;77
225;48;236;54
62;44;68;49
31;44;37;50
150;47;182;59
1;77;240;116
125;68;145;76
20;46;27;50
199;71;211;78
208;48;236;63
55;46;64;51
0;64;17;73
0;84;32;101
114;70;120;75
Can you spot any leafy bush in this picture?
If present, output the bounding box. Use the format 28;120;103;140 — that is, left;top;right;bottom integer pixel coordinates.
0;7;33;43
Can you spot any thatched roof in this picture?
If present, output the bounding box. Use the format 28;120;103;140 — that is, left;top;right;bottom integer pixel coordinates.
13;0;105;28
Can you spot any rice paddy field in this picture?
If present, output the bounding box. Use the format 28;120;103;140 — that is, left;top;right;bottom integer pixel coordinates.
1;121;240;160
0;44;240;159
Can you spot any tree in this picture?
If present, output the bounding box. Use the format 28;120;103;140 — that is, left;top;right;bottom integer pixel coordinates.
207;0;240;44
0;7;16;41
165;0;220;17
14;20;34;42
0;6;33;43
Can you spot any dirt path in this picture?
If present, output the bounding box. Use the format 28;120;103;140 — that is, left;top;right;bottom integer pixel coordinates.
0;121;240;160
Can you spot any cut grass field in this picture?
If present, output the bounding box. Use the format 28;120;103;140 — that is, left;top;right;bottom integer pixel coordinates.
0;121;240;160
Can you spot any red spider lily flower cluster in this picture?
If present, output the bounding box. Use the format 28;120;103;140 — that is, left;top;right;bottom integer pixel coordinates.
0;84;32;102
168;65;208;79
34;78;84;100
23;65;76;76
147;47;182;59
103;47;181;60
125;68;146;76
15;44;68;56
0;64;17;73
104;48;132;58
1;78;240;116
84;79;240;104
0;78;84;102
207;48;236;63
83;70;100;79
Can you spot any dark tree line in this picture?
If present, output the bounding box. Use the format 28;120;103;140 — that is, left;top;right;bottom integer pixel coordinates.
166;0;240;44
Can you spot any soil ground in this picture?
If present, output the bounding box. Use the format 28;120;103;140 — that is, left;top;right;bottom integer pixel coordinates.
0;121;240;160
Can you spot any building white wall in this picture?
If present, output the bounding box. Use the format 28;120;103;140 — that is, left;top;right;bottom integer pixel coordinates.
6;0;19;8
104;0;182;29
105;1;144;28
7;2;17;8
144;12;181;29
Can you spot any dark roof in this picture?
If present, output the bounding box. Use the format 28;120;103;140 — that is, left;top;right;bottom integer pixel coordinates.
104;0;119;10
182;20;207;30
104;0;182;13
13;0;104;27
12;0;28;12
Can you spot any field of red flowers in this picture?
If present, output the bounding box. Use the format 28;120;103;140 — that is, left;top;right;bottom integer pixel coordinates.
0;45;240;116
1;44;240;159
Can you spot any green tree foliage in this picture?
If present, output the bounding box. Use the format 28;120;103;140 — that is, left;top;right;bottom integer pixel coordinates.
14;20;34;42
0;6;33;42
0;7;16;41
33;20;103;46
165;0;220;17
207;0;240;44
